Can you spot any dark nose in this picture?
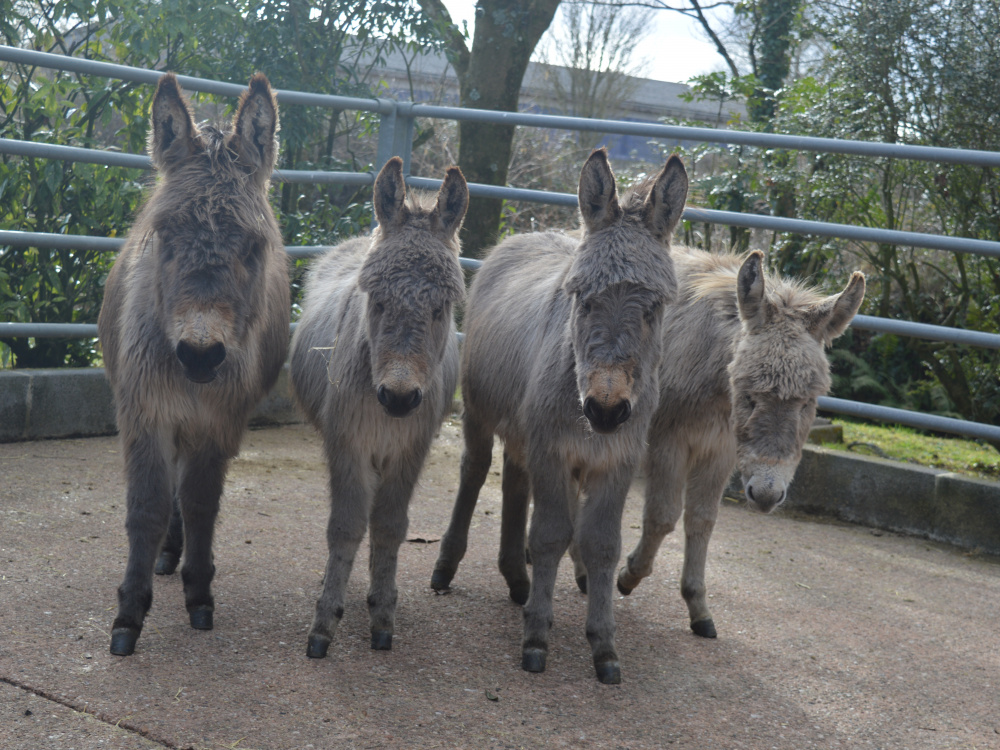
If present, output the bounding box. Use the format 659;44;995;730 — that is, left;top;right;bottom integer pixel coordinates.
176;340;226;383
744;481;786;513
582;397;631;434
377;384;422;418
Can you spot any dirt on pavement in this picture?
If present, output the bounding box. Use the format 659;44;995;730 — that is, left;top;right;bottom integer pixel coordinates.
2;419;999;750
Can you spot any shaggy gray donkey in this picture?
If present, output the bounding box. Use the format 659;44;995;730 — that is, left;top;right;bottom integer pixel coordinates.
431;148;689;684
98;73;289;656
614;248;865;638
289;157;468;658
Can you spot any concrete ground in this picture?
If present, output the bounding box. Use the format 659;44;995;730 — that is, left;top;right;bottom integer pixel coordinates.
2;420;999;750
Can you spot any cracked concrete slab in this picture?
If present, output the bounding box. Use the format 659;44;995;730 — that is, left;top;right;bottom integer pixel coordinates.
2;421;999;749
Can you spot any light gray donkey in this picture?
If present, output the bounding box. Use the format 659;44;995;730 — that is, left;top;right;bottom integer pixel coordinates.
98;73;289;656
289;157;468;658
613;248;865;638
430;149;689;684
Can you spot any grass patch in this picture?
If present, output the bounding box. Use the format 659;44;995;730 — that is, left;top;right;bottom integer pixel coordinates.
830;419;1000;481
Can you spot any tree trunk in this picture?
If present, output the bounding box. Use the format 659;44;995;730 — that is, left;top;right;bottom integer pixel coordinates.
422;0;562;257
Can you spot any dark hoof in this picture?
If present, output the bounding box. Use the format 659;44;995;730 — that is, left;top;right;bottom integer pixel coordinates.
594;660;622;684
188;607;213;630
521;647;547;673
691;618;717;639
154;551;180;576
430;567;454;591
109;628;139;656
616;571;634;596
371;630;393;650
575;575;588;595
508;583;530;606
306;634;331;659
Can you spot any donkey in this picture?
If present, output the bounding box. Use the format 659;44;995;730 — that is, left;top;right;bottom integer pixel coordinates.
430;149;689;684
289;157;468;658
612;248;865;638
98;73;289;656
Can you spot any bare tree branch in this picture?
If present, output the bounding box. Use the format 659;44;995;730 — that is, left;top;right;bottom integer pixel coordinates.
687;0;739;77
416;0;471;81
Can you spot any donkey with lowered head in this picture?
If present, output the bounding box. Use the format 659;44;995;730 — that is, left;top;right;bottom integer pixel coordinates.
290;157;468;658
430;149;689;683
98;74;289;656
613;248;865;637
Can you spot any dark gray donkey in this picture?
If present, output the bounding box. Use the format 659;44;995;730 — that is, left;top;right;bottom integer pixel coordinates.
98;73;289;656
614;248;865;637
431;149;689;683
289;157;468;658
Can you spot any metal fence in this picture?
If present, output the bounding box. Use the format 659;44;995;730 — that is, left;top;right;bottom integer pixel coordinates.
1;45;999;444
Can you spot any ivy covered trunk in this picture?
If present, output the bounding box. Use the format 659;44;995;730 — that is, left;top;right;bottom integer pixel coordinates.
423;0;562;258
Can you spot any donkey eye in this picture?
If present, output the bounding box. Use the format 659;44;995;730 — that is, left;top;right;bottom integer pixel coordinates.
374;302;385;315
580;301;592;315
745;394;756;411
432;307;444;321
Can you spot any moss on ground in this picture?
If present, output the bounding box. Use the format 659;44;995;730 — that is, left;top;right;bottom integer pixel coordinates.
830;419;1000;482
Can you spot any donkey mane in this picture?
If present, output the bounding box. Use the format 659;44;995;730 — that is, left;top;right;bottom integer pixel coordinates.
683;248;825;314
359;190;465;307
134;121;280;251
567;179;679;301
618;176;656;213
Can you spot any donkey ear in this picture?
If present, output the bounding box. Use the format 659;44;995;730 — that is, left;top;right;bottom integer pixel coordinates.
643;154;688;242
373;157;407;230
432;166;469;240
149;73;197;170
231;73;279;181
805;271;866;346
578;148;621;232
737;251;768;329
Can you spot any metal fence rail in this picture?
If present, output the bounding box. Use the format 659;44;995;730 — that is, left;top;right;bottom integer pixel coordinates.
1;45;998;444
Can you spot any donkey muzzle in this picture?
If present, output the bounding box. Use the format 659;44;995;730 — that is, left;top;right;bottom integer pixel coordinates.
176;340;227;383
742;474;787;513
583;396;632;434
377;384;423;418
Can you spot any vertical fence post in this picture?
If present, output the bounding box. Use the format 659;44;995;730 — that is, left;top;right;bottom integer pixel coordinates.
375;99;398;173
395;101;415;176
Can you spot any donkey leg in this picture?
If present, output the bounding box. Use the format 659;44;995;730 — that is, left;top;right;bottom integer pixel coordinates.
618;440;688;596
497;452;531;605
521;458;573;675
366;459;422;651
154;494;184;576
431;411;495;591
308;444;374;659
111;429;174;656
577;466;633;684
680;451;732;639
564;472;587;594
178;446;228;631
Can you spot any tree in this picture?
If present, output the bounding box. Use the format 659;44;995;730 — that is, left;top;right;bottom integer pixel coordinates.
418;0;563;257
538;0;654;131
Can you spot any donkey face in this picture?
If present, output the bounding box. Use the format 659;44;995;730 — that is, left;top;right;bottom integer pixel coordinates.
730;251;866;511
566;150;688;434
359;158;467;418
147;73;280;384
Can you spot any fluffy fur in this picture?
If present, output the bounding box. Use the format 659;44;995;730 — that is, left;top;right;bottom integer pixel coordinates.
289;157;467;656
98;73;289;656
615;247;865;638
431;149;689;684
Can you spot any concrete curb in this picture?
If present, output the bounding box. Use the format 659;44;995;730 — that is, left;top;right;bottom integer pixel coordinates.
727;445;1000;556
3;368;999;555
0;365;301;442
